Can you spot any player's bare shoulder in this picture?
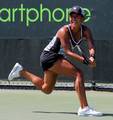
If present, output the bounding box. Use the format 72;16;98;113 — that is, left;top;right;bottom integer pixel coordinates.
56;25;69;39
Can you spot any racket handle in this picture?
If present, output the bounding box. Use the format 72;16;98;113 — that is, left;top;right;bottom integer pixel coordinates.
83;56;89;65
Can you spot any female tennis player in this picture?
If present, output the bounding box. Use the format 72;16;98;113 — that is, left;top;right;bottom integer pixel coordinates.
8;6;103;116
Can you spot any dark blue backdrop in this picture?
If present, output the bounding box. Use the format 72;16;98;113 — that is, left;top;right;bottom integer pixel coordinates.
0;0;113;83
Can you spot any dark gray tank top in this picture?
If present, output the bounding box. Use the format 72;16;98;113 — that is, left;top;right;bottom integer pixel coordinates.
44;24;84;53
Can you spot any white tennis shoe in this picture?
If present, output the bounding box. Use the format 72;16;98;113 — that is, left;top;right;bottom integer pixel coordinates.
78;106;103;116
8;63;23;80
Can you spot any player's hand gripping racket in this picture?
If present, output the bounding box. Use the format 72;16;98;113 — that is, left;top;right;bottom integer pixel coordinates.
75;44;89;65
75;44;96;67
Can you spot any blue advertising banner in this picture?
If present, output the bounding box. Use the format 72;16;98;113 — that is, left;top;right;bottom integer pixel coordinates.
0;0;113;40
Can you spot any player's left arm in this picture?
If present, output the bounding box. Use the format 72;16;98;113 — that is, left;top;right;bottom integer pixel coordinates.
84;27;96;67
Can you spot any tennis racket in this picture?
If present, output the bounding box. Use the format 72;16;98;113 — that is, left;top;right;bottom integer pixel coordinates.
75;44;89;65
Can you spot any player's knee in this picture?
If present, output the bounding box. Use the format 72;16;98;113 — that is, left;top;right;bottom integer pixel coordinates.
42;84;53;94
75;69;84;87
76;69;84;79
44;88;53;95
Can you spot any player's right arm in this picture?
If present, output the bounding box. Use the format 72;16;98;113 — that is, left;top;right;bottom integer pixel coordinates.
56;26;84;63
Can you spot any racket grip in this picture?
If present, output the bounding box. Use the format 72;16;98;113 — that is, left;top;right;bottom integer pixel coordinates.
83;56;89;65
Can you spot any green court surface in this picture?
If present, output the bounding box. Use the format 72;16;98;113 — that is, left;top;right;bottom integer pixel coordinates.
0;90;113;120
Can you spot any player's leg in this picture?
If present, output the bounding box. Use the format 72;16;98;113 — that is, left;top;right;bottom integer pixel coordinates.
20;70;43;90
48;58;88;108
20;69;57;94
8;63;57;94
48;58;103;116
42;70;57;94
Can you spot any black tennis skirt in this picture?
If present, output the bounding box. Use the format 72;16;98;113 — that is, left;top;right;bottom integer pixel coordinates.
40;51;64;71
